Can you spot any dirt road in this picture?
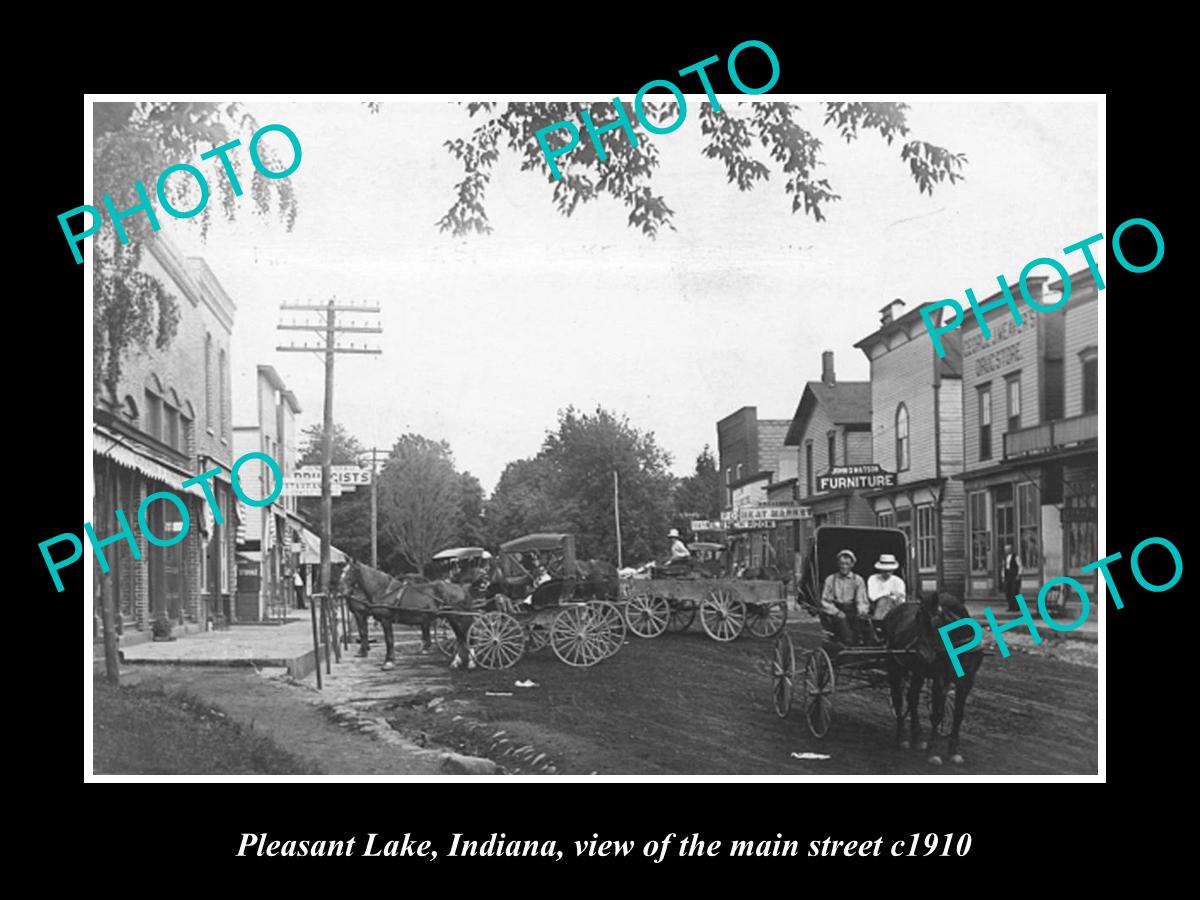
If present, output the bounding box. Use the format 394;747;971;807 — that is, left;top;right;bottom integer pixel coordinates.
370;619;1097;775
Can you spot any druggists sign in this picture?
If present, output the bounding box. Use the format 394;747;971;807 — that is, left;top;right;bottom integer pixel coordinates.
816;464;897;493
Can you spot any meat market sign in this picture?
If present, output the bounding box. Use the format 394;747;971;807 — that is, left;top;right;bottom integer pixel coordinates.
720;504;809;528
817;464;896;492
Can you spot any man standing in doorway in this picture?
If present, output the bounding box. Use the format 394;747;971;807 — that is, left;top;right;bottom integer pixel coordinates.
1001;543;1021;611
294;568;306;610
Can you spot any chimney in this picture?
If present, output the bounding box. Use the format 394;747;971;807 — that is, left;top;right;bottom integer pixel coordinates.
879;298;906;325
821;351;836;387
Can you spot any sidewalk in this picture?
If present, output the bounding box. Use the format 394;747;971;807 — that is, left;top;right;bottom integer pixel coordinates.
963;601;1098;643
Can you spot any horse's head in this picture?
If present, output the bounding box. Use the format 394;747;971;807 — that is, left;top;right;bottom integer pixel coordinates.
336;560;359;598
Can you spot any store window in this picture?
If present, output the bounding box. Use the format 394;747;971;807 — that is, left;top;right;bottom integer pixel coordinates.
1006;373;1022;433
895;404;910;472
978;384;992;461
969;491;990;573
877;511;895;530
1017;482;1040;568
1065;479;1098;570
994;483;1015;573
916;504;937;570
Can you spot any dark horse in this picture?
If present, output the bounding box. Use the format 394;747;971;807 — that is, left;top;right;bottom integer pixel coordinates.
884;591;984;766
337;560;477;670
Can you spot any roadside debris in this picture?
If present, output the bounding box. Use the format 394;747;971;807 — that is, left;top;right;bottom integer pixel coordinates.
791;751;832;761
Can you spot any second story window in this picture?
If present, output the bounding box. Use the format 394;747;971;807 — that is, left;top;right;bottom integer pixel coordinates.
1082;351;1098;414
1007;374;1022;432
979;384;992;461
144;389;162;442
204;333;213;431
895;404;910;472
218;348;228;437
805;442;814;496
827;432;836;468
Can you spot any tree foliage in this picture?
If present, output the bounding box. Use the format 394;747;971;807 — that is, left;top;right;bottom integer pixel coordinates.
92;103;299;396
296;423;372;561
484;406;675;563
436;101;965;239
672;445;724;522
377;434;467;572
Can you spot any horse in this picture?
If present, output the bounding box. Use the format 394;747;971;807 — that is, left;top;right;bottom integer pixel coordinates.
573;559;619;601
336;559;477;671
884;591;984;766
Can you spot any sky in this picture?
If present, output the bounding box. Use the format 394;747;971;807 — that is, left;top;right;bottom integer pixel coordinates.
156;99;1100;493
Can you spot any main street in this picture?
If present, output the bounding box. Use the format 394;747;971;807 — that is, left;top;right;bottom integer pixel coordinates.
327;616;1097;776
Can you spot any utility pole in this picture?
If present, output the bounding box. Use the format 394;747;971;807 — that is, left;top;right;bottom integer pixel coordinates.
613;470;623;570
277;297;381;604
370;446;379;568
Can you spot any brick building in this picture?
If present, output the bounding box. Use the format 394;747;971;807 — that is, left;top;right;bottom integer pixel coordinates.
854;300;966;597
92;234;238;636
716;407;797;571
956;272;1099;600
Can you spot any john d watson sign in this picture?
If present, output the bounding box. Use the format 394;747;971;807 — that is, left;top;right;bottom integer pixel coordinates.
817;464;897;493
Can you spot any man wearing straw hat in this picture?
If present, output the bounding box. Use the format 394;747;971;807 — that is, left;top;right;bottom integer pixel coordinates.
867;553;907;622
820;549;869;645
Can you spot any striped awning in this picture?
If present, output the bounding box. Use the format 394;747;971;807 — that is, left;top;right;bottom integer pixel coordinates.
94;427;207;501
296;525;349;565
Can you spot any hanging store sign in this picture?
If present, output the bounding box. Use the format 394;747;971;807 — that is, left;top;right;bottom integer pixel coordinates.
816;464;897;493
293;466;371;489
281;479;343;497
690;520;726;532
722;504;808;523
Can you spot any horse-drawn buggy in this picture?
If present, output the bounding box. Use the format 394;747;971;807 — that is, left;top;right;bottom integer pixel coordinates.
770;525;983;764
622;545;788;642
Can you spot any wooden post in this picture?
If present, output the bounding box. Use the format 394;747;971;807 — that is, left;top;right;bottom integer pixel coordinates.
370;446;378;568
309;591;323;689
613;470;623;570
100;457;120;684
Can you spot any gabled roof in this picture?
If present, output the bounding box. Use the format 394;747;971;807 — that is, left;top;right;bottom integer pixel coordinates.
854;301;963;378
785;381;871;446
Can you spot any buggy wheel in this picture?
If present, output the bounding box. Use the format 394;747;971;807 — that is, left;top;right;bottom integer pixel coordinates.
771;631;795;718
434;616;458;658
551;606;607;667
700;589;746;642
468;611;525;669
587;601;627;658
930;679;957;737
803;647;835;738
626;593;670;638
746;600;788;639
666;598;696;632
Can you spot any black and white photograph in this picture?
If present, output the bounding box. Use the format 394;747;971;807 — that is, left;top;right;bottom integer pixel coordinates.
82;94;1102;779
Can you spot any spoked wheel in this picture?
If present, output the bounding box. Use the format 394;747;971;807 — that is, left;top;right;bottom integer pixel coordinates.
746;600;788;639
587;601;627;658
625;593;670;638
771;631;795;718
930;679;957;737
802;647;836;738
433;616;458;658
666;598;696;632
467;611;525;669
700;588;746;642
550;605;608;667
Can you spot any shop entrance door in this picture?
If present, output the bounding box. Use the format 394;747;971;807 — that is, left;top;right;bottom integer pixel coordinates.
994;483;1015;588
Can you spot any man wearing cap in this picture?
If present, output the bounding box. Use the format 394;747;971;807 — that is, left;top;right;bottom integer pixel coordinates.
867;553;908;623
820;549;869;645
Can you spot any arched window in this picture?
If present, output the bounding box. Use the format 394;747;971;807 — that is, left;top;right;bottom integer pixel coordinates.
205;334;213;430
144;378;163;442
895;403;910;472
123;395;139;423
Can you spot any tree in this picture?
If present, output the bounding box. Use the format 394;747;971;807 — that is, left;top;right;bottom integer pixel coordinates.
434;101;966;239
484;406;676;563
673;445;724;522
458;471;486;547
92;102;299;395
377;434;464;572
296;423;373;562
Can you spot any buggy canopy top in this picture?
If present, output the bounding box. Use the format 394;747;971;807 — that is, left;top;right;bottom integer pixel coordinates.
433;547;492;561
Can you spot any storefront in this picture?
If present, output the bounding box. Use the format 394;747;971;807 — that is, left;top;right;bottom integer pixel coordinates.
866;477;962;597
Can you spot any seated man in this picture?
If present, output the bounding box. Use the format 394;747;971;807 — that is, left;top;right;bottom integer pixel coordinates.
656;529;693;575
867;553;908;624
820;549;869;647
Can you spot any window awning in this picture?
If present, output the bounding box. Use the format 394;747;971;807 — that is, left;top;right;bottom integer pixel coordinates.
296;525;349;565
94;426;208;501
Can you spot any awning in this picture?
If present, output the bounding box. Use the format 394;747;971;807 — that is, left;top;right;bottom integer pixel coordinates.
296;525;349;565
94;426;208;501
